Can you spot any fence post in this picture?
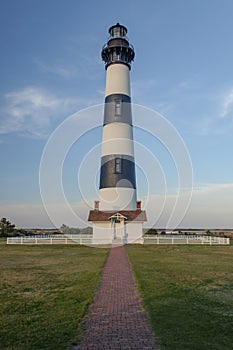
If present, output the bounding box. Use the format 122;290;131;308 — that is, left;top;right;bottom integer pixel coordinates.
35;238;38;245
186;238;189;244
50;238;53;244
65;238;68;244
21;237;23;245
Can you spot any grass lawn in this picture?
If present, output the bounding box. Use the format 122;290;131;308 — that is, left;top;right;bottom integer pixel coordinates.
126;245;233;350
0;243;108;350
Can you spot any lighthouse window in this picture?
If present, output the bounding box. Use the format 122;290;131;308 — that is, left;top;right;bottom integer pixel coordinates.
115;158;122;173
115;100;122;116
113;27;120;37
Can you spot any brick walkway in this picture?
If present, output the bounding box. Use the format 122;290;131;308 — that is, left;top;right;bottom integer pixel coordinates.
77;246;158;350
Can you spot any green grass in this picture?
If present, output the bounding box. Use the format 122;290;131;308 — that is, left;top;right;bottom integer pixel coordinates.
0;244;108;350
0;237;7;245
126;245;233;350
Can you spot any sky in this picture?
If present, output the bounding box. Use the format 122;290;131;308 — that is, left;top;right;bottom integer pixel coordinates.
1;0;233;229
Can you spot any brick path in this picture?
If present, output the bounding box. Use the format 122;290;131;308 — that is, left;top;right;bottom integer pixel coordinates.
77;246;158;350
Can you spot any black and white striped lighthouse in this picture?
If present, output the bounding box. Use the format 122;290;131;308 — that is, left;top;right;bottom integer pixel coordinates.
99;23;137;211
89;23;146;244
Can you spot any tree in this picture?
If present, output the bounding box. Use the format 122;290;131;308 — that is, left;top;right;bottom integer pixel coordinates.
60;224;81;235
0;218;16;237
146;228;158;235
60;224;69;234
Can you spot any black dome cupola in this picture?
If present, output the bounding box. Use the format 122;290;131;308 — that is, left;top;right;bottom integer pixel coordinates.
108;22;127;37
101;23;135;70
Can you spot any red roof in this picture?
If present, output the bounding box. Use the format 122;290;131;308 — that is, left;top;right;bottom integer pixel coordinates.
88;210;147;222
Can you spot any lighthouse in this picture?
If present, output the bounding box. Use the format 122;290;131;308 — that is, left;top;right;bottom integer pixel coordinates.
88;23;146;244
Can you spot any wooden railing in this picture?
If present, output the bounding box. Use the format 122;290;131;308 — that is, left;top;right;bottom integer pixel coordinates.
7;234;230;245
143;235;230;245
7;235;93;245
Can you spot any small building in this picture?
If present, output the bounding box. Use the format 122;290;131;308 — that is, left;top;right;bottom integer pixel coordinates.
88;201;147;244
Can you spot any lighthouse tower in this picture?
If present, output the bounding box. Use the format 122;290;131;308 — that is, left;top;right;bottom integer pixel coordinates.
88;23;146;244
99;23;136;210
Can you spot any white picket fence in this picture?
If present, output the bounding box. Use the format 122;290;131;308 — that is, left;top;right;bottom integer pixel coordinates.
143;235;230;245
7;235;93;245
7;234;230;245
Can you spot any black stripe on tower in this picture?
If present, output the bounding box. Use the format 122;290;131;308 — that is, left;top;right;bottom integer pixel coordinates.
104;94;132;126
99;155;136;189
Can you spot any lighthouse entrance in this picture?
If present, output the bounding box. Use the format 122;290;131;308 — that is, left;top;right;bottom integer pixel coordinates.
109;213;127;244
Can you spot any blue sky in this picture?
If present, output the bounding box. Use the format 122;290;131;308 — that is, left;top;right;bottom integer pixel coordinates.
1;0;233;228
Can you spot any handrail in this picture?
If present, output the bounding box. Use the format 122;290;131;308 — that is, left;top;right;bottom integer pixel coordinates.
102;41;134;52
108;34;130;41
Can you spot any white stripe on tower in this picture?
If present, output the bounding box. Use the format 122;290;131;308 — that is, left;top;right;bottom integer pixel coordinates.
105;64;130;96
99;23;137;211
101;123;134;157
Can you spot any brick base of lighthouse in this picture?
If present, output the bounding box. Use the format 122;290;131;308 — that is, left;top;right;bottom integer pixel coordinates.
88;208;146;245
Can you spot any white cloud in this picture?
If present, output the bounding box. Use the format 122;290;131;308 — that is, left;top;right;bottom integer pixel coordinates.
188;87;233;136
0;86;79;138
221;88;233;118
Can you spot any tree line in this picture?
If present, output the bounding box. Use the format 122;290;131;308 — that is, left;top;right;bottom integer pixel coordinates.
0;218;16;237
